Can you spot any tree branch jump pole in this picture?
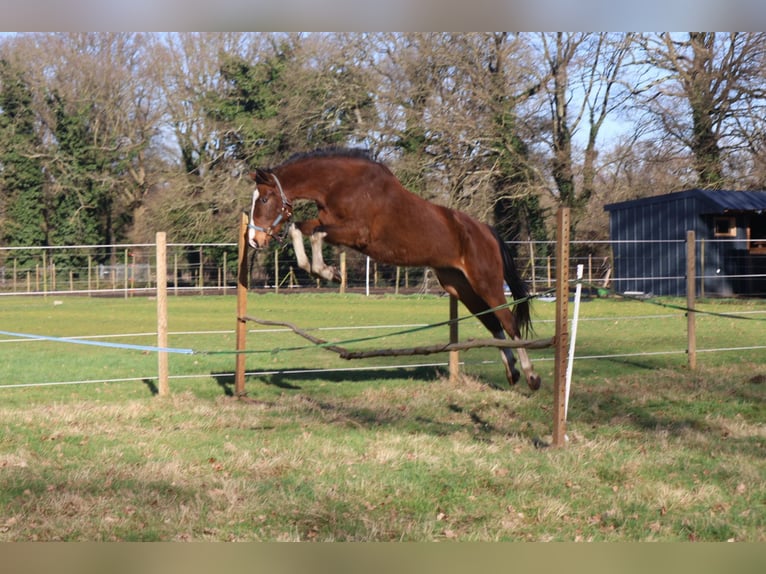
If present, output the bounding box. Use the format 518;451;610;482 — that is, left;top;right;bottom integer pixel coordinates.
156;232;169;397
552;207;571;447
234;212;249;398
687;230;697;370
449;295;459;382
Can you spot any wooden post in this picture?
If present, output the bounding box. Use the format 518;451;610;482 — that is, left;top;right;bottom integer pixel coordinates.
274;248;280;294
553;207;571;447
687;230;697;370
234;213;249;398
42;251;47;297
529;239;536;294
339;252;347;294
199;246;204;295
699;238;705;299
449;295;460;383
156;232;169;397
124;248;129;299
223;251;228;295
547;256;552;288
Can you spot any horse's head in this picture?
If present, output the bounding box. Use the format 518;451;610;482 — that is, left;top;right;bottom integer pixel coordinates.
246;169;292;249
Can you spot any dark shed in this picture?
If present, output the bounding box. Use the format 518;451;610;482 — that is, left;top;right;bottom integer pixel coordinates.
604;189;766;297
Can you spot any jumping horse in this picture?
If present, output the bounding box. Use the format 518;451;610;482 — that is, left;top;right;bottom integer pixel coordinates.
246;148;541;390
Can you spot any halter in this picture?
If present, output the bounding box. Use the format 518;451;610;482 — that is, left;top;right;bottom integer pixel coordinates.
247;173;292;241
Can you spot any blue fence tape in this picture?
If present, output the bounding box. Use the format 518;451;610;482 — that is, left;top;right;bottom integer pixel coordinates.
0;329;195;355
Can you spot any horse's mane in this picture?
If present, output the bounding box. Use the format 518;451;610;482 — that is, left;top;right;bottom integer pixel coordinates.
277;147;376;169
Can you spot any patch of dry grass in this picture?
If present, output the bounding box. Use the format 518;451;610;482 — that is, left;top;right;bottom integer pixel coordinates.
1;363;763;541
0;295;764;540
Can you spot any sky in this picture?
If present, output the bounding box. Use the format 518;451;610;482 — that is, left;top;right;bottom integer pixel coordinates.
1;0;765;32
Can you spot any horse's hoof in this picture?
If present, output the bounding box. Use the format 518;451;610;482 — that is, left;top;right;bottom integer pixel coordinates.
314;266;340;282
527;373;542;391
509;368;521;386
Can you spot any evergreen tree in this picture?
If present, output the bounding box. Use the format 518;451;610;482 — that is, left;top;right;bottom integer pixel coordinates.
0;59;46;264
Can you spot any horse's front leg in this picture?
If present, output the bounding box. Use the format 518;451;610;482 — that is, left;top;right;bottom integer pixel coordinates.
288;223;312;274
293;220;340;282
309;231;341;282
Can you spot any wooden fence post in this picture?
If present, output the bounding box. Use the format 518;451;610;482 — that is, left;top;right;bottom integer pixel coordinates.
234;213;249;398
529;239;536;293
553;207;571;447
156;232;169;397
198;246;204;295
449;295;459;383
124;248;129;299
340;252;347;294
41;251;47;297
274;248;280;294
687;230;697;370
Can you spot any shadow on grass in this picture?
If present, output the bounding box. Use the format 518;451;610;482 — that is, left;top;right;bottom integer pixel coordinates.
203;366;551;445
210;363;764;454
210;365;445;396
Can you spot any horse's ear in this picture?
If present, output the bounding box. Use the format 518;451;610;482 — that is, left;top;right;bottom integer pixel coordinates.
251;168;271;185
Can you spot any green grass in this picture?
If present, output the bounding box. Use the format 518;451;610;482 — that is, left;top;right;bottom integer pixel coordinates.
0;293;764;540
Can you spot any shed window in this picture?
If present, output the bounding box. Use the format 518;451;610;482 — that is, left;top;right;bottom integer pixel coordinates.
749;212;766;254
714;216;737;237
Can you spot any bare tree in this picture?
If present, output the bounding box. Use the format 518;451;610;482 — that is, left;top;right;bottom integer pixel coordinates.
368;33;544;236
634;32;766;189
535;33;634;211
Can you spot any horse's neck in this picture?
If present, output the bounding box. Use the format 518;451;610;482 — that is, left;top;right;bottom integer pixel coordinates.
278;163;337;202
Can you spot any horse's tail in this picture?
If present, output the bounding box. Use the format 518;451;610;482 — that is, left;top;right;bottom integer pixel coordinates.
491;227;532;337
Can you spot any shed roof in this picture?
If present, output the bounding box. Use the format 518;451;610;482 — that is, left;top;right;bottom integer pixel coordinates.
604;189;766;214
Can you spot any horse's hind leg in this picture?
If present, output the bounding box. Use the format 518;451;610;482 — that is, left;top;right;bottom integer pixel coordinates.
485;300;540;391
438;265;541;391
435;269;521;386
477;287;540;391
512;340;540;391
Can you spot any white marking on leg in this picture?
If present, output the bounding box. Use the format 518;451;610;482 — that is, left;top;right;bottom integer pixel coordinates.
289;224;311;273
515;342;533;374
309;231;337;281
514;338;541;390
494;330;519;383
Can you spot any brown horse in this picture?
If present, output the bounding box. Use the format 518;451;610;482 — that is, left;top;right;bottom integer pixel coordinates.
246;148;540;390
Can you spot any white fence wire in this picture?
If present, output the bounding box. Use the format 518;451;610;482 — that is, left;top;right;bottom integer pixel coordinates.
1;237;765;390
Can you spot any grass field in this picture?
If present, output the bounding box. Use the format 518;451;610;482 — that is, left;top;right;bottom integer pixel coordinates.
0;292;764;541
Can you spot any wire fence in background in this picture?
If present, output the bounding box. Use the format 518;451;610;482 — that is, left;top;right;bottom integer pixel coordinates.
1;237;765;298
